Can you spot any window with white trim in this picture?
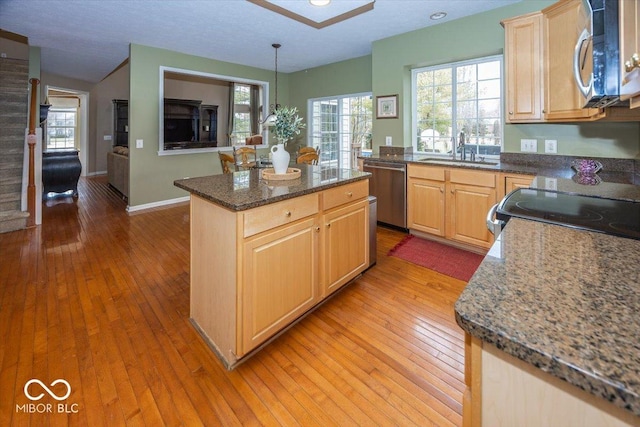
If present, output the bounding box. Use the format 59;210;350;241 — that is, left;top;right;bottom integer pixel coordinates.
232;84;252;144
308;94;372;170
46;108;77;149
412;55;503;158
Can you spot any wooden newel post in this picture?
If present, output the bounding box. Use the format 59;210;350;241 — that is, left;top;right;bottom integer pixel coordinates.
26;78;39;228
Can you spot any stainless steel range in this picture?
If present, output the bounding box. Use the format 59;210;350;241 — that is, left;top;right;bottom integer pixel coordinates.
487;188;640;240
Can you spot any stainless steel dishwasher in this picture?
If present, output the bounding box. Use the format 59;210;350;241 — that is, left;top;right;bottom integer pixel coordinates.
363;160;406;229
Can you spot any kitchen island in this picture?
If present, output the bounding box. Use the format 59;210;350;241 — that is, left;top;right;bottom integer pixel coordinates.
174;165;370;368
455;218;640;426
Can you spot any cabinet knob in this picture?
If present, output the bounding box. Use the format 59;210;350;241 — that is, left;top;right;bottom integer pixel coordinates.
450;190;454;194
315;226;320;232
440;188;444;193
326;223;331;228
346;191;353;197
285;211;291;217
508;111;513;115
625;53;640;72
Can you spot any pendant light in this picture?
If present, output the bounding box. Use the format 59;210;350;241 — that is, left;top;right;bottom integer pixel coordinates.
262;43;281;125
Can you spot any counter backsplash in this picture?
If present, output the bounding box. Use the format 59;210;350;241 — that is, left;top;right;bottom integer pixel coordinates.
500;152;638;174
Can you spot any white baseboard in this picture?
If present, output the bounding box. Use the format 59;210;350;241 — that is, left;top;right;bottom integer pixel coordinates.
126;196;190;213
88;170;107;176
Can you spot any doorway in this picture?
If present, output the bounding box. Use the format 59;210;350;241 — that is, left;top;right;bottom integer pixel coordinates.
44;86;89;177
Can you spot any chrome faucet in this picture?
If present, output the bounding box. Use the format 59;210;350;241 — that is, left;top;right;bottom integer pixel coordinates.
458;131;466;160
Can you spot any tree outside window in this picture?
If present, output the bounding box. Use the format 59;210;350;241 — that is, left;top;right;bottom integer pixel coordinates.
46;108;77;149
413;56;502;157
309;94;372;169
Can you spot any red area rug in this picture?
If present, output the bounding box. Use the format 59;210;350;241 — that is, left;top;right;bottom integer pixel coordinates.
388;235;484;282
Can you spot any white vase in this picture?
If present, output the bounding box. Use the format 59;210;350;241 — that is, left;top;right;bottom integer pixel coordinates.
271;143;290;174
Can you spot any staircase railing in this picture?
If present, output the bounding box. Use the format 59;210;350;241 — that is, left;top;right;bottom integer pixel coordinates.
27;78;39;228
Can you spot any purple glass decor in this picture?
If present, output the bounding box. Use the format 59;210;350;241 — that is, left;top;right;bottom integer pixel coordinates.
571;159;603;175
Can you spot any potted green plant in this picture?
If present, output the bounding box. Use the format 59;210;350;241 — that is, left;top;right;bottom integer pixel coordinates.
271;106;305;174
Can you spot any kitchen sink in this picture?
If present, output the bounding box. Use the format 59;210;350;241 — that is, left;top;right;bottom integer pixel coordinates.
417;158;498;167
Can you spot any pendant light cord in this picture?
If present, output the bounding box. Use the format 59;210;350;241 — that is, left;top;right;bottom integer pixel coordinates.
272;43;281;111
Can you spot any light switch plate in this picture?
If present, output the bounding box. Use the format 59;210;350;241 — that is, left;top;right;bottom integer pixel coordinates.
103;135;112;141
136;139;143;149
385;136;392;146
544;139;557;154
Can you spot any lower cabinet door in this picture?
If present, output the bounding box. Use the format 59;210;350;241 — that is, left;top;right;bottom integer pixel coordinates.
240;217;319;355
323;199;369;296
407;177;445;236
448;183;496;249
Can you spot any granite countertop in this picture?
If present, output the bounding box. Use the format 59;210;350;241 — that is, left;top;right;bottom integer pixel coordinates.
360;153;640;185
362;152;640;199
454;218;640;417
174;165;370;211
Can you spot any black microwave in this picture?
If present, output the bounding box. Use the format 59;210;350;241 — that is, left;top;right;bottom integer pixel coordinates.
574;0;622;108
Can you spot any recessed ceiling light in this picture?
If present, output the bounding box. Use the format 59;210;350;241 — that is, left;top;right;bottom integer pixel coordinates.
430;11;447;20
309;0;331;6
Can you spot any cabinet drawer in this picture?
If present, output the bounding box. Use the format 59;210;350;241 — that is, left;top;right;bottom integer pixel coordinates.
408;164;446;181
323;180;368;211
243;193;319;238
449;169;496;188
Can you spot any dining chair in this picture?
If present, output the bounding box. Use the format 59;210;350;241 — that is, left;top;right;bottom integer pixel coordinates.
233;146;257;170
218;152;235;174
298;146;317;155
296;152;319;165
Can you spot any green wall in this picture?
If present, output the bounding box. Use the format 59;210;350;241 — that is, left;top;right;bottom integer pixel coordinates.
128;44;281;208
128;1;640;207
288;55;372;141
370;0;639;158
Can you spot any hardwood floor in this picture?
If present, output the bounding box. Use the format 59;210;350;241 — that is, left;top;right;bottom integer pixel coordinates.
0;176;467;426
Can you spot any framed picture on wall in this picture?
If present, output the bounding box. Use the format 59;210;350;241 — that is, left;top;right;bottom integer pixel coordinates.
376;94;398;119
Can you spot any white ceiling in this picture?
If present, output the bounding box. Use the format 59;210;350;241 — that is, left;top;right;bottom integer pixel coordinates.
0;0;521;84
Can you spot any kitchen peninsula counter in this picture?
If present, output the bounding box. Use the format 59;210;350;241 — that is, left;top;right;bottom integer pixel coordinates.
174;165;371;369
455;218;640;425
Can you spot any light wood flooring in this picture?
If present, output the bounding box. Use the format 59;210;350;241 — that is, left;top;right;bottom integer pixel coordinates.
0;176;467;426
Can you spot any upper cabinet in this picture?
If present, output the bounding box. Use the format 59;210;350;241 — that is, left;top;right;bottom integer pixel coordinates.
620;0;640;108
503;12;545;122
503;0;610;123
542;0;605;121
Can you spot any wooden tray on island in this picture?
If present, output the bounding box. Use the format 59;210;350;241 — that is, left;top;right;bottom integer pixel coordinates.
261;168;301;181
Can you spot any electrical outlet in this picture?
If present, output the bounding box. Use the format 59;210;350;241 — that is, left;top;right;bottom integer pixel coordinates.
544;139;557;154
520;139;538;153
385;136;392;146
136;139;143;149
103;135;112;141
545;178;557;191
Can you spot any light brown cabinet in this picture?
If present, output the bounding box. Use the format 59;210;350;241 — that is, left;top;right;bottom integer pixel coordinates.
620;0;640;108
447;169;497;249
190;180;369;368
500;173;535;200
502;12;545;122
241;216;319;354
463;333;638;427
502;0;605;123
407;165;497;250
543;0;604;121
322;198;369;296
407;166;446;236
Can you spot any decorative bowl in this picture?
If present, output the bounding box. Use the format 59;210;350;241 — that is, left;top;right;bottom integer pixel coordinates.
571;159;602;175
